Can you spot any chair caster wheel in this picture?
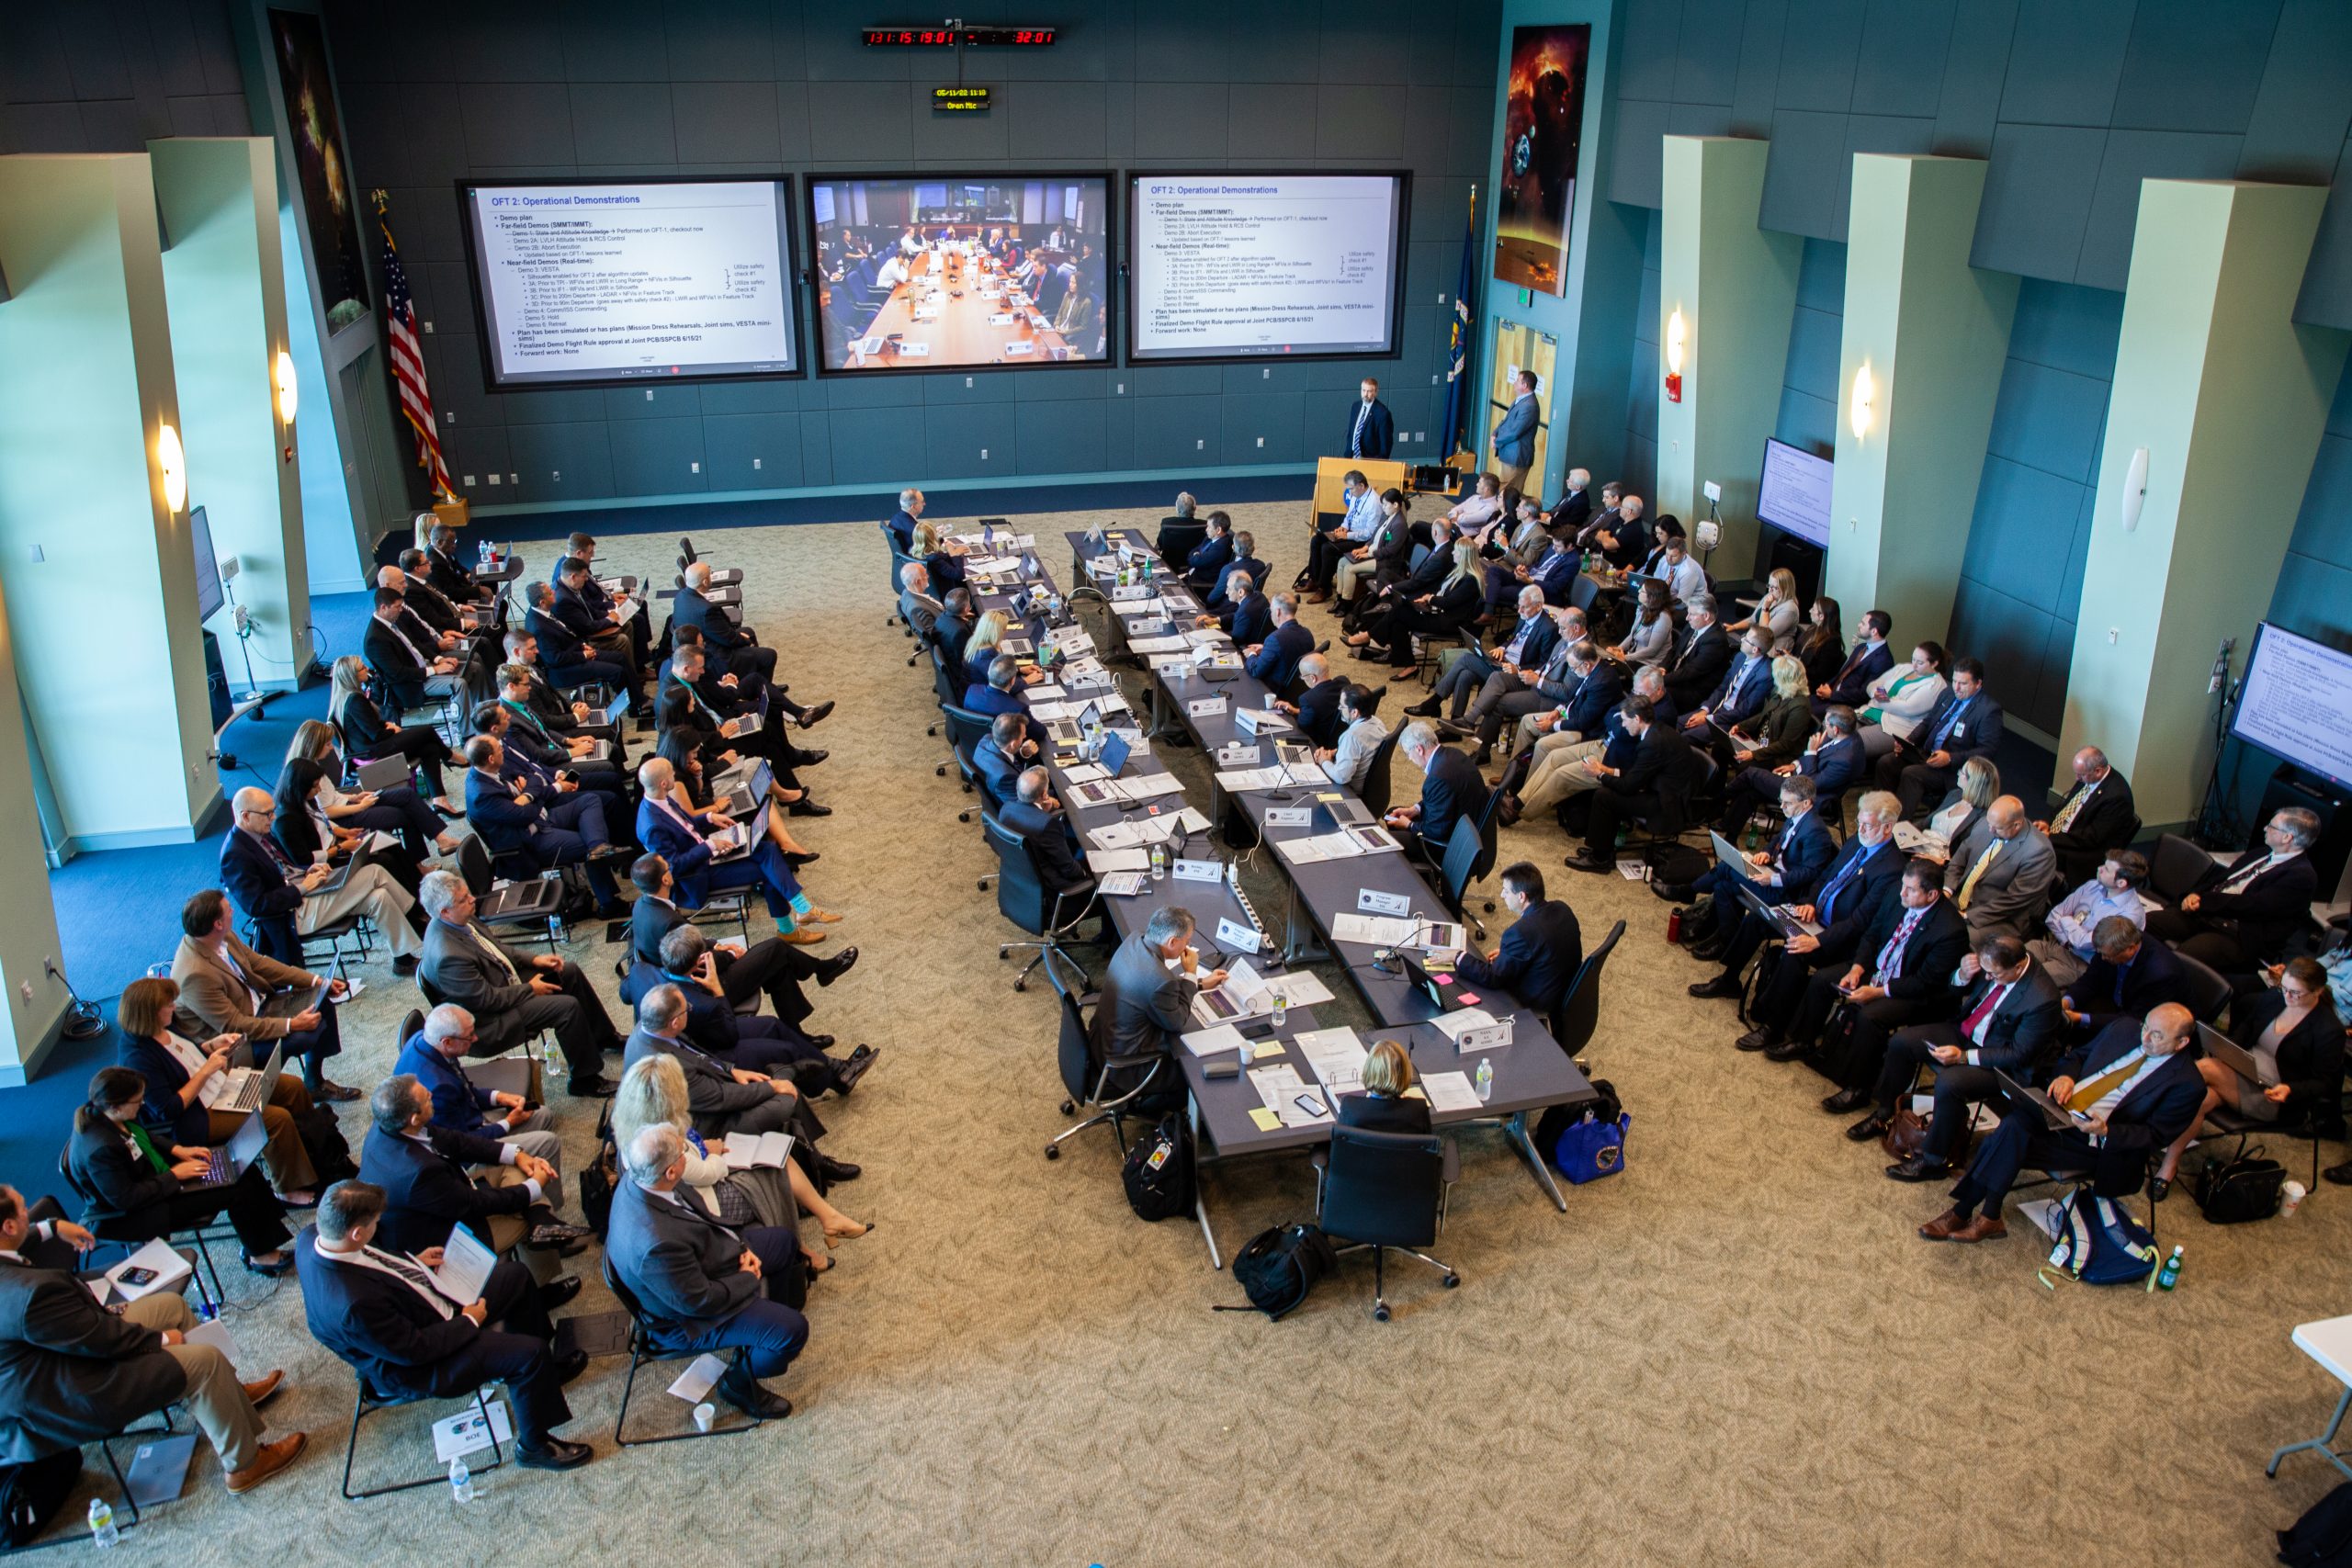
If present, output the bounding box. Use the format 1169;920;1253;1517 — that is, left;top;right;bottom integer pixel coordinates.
1442;1273;1461;1289
1374;1303;1391;1323
999;947;1010;959
935;764;946;777
958;811;971;823
1060;1100;1076;1115
977;879;988;891
1045;1145;1061;1160
1484;901;1495;913
1014;978;1026;992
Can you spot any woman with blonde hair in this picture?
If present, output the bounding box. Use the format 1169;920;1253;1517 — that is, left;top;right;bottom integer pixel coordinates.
328;654;458;809
1728;567;1802;653
284;718;458;860
1915;756;1999;864
1351;540;1484;680
914;518;969;595
1339;1040;1432;1134
1727;655;1815;773
609;1055;869;1272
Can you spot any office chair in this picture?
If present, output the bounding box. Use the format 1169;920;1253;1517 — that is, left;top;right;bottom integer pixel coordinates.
938;703;993;786
335;1371;505;1501
2170;951;2233;1025
1044;975;1166;1160
982;812;1100;994
1355;726;1406;819
1430;813;1493;944
1548;919;1625;1061
2148;832;2215;907
1156;521;1207;573
1313;1124;1460;1321
674;536;742;588
603;1259;764;1447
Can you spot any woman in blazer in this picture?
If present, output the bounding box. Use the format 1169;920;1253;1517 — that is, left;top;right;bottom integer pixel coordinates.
112;978;319;1202
1794;597;1847;693
67;1066;293;1274
914;520;969;596
1856;640;1950;761
285;719;457;862
1914;757;2000;866
1338;1039;1434;1134
1728;657;1815;773
328;654;458;809
270;756;425;901
1614;579;1676;669
2155;958;2347;1192
1317;682;1390;791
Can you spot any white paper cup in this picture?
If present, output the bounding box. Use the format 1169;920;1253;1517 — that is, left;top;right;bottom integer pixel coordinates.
693;1402;717;1432
2283;1180;2307;1217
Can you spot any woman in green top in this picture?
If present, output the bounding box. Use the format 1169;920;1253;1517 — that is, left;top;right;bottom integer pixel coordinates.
1858;639;1949;762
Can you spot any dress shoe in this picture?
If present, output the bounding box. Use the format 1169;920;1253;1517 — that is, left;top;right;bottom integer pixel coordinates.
1844;1111;1893;1143
593;902;629;922
2326;1161;2352;1188
1884;1156;1950;1182
1821;1087;1871;1114
1652;880;1691;903
1948;1214;2007;1243
834;1049;879;1093
803;907;845;924
393;956;419;976
1563;850;1612;874
309;1079;362;1103
716;1371;793;1420
567;1075;616;1099
553;1348;591;1385
241;1371;285;1407
2148;1176;2171;1203
587;842;628;862
802;1032;837;1049
528;1226;590;1258
1497;795;1521;828
1734;1028;1780;1054
517;1436;594;1471
1687;974;1742;999
1762;1038;1813;1064
795;748;831;767
243;1251;295;1278
1687;938;1729;963
816;1156;862;1184
778;928;827;946
798;700;835;728
817;946;858;985
1469;745;1493;768
535;1274;583;1310
225;1432;308;1495
782;851;820;868
786;798;831;817
1403;697;1441;717
1917;1208;1971;1242
431;799;465;820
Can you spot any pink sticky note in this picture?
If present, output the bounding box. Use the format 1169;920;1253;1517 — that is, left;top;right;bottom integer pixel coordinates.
1456;990;1482;1006
1432;974;1453;987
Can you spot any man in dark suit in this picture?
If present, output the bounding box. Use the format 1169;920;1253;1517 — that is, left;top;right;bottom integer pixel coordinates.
964;654;1047;750
676;560;779;684
1414;584;1558;743
1717;705;1864;839
1778;861;1970;1083
1453;863;1583;1019
461;735;623;918
1680;626;1776;748
1876;658;2006;818
971;712;1032;814
1095;907;1222;1072
357;1077;582;1260
1565;696;1697;874
1004;768;1094;903
525;580;639;707
1675;773;1837;912
1384;721;1490;860
364;585;466;715
651;925;873;1096
1184;514;1236;592
624;856;856;1024
1343;377;1395;460
1242;594;1316;691
1917;1006;2204;1244
608;1123;807;1419
1489;370;1539;490
934;586;979;673
296;1180;590;1470
0;1185;303;1491
1813;611;1894;715
2143;807;2321;972
1279;655;1347;749
426;522;492;603
220;788;427;969
2062;916;2190;1036
417;872;617;1097
552;556;644;685
1660;595;1733;715
2037;746;2136;886
1860;935;2068;1178
887;488;925;555
621;988;848;1187
1201;568;1271;648
1547;468;1592;538
394;1005;560;1160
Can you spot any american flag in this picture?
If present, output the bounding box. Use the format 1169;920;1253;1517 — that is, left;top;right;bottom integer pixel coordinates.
375;196;456;502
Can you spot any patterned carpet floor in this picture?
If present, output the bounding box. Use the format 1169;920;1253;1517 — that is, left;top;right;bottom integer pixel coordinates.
108;504;2346;1567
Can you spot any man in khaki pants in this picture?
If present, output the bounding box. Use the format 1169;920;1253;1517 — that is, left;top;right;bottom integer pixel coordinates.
0;1187;304;1495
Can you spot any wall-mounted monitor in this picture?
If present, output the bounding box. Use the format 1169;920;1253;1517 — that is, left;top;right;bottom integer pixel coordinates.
458;176;799;389
2232;621;2352;789
1756;437;1833;548
1125;172;1408;363
806;175;1112;374
190;503;224;624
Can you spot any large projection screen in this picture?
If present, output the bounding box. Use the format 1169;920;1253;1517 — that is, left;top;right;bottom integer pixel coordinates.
807;175;1112;375
458;177;799;389
1126;172;1409;363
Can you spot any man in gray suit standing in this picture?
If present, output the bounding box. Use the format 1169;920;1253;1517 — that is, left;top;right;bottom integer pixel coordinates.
1490;369;1541;491
417;872;617;1098
609;1123;807;1420
1943;796;2060;942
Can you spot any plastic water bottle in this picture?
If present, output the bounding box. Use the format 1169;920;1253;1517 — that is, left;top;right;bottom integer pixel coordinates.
87;1499;118;1549
448;1455;476;1503
1149;843;1167;882
2156;1246;2184;1291
477;539;492;570
1271;991;1288;1032
1475;1058;1494;1101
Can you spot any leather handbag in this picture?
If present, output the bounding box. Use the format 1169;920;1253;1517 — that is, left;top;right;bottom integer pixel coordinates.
1881;1106;1936;1162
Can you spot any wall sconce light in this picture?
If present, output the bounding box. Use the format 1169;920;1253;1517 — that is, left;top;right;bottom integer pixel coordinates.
274;350;298;424
1664;309;1686;403
1849;363;1876;440
155;423;187;513
2121;446;2150;531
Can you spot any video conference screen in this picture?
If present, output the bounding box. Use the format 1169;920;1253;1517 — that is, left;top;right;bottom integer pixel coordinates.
459;178;798;388
1126;172;1408;362
807;175;1112;373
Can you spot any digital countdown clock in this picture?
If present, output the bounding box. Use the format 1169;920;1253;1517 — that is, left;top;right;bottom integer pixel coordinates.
863;27;1057;46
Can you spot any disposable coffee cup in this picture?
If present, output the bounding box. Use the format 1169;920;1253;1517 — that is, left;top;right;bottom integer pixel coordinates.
693;1402;717;1432
2283;1180;2307;1217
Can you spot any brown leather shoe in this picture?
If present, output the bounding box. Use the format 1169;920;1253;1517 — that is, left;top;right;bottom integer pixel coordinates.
240;1371;284;1407
1917;1208;1970;1242
225;1431;307;1494
776;929;827;945
1949;1214;2007;1244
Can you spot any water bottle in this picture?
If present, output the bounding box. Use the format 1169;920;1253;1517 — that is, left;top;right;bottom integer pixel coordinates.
477;539;492;570
2156;1246;2184;1291
87;1499;119;1550
1271;991;1288;1032
448;1455;476;1503
1149;843;1167;882
1475;1057;1494;1102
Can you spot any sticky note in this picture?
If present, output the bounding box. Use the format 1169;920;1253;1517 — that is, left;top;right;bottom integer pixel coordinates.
1249;1108;1282;1132
1456;991;1482;1006
1249;1041;1283;1059
1434;974;1454;987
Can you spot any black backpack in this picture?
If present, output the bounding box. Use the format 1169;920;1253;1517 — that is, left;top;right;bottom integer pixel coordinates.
2280;1480;2352;1567
1215;1223;1339;1320
0;1452;79;1549
2193;1146;2285;1224
1120;1113;1193;1222
579;1140;617;1237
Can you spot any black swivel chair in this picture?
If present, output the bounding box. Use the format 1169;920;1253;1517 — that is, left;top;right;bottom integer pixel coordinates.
982;812;1100;994
2170;951;2233;1025
1156;521;1207;573
1044;973;1167;1161
1430;812;1496;944
2148;832;2215;908
939;703;993;788
1313;1125;1460;1321
1549;919;1625;1061
602;1258;763;1447
1355;726;1407;819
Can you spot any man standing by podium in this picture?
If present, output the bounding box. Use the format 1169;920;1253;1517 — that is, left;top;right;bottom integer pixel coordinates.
1344;378;1395;461
1492;370;1539;491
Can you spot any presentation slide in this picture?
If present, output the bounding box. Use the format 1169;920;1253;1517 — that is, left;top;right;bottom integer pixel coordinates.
460;179;797;388
1757;438;1833;548
1127;173;1407;363
808;175;1110;374
2233;622;2352;786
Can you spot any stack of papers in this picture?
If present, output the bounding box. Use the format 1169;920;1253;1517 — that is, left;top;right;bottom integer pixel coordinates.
1421;1071;1485;1112
1294;1027;1368;1094
1088;821;1145;851
1182;1023;1248;1057
1273;827;1404;864
414;1225;497;1304
1330;912;1423;947
1086;847;1149;873
1430;1008;1499;1043
1129;636;1190;655
1098;872;1148;897
1249;1064;1331;1126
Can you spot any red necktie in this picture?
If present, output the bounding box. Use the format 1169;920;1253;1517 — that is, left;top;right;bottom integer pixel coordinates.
1960;981;2010;1043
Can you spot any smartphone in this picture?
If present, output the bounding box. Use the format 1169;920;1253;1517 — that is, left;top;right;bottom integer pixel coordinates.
1293;1092;1329;1119
117;1267;158;1289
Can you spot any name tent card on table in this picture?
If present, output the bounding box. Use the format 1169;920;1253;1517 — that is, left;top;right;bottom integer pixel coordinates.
1359;887;1412;916
1216;917;1264;954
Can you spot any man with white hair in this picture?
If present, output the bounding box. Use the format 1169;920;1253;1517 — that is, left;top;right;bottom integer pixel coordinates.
415;870;618;1098
1381;720;1489;859
897;561;942;644
888;487;925;553
218;786;426;970
1548;467;1593;536
608;1121;808;1420
1275;651;1346;748
392;1003;564;1168
673;560;779;685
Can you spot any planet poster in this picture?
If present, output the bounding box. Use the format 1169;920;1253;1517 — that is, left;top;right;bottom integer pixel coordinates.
1493;25;1591;296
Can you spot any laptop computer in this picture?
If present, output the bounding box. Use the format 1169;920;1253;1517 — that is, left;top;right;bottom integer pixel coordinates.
1094;730;1132;780
1311;795;1374;831
1399;951;1450;1010
1995;1069;2090;1133
476;877;556;919
258;983;328;1021
719;759;775;819
216;1041;285;1116
355;756;411;793
193;1112;270;1189
2197;1022;2274;1086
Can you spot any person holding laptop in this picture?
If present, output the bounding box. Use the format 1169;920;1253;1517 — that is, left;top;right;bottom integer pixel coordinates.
66;1066;295;1276
113;976;324;1203
2150;956;2345;1197
171;889;356;1103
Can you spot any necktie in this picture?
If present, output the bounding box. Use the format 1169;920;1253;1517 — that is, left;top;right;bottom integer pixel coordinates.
125;1123;168;1174
1351;401;1370;457
469;922;522;985
1956;840;2001;911
2217;852;2273;894
2051;780;2092;834
1877;907;1926;981
2066;1048;2149;1113
218;945;263;1010
363;1246;456;1316
384;616;426;666
1931;695;1970;750
1816;845;1868;921
1961;981;2010;1043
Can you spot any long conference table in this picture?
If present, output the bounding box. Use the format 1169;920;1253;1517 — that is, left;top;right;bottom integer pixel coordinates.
832;248;1084;369
948;525;1597;1268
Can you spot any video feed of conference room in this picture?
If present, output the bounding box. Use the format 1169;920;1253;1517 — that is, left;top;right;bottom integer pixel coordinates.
810;177;1109;372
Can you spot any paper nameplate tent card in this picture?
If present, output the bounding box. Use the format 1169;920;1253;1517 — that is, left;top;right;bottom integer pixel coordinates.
1148;653;1195;672
1359;887;1412;916
1005;342;1036;356
1262;807;1311;828
1216;917;1264;955
1215;743;1261;767
433;1398;514;1462
1171;858;1224;884
1110;583;1149;602
1188;695;1228;716
1456;1021;1514;1052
